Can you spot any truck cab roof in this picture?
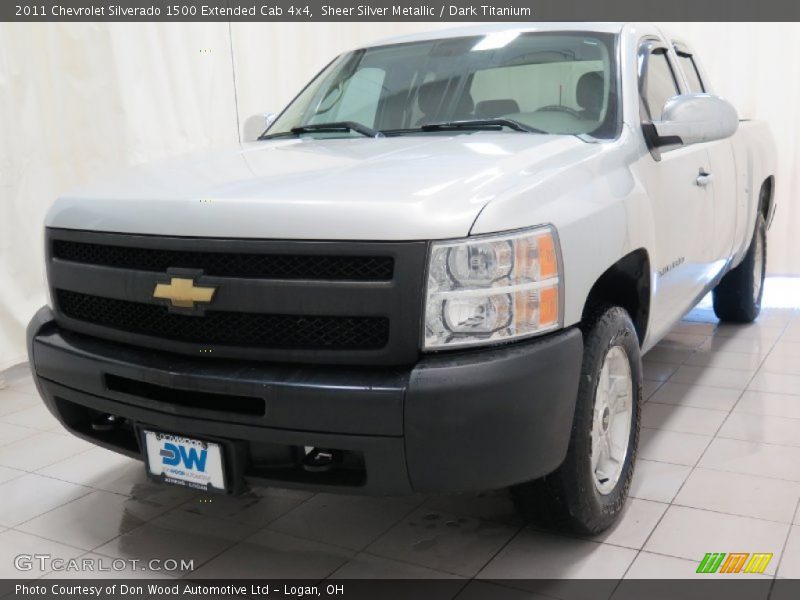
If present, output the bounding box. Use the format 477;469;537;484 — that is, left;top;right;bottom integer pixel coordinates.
361;22;628;49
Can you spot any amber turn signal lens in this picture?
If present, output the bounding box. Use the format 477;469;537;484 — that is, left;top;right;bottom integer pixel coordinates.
537;233;558;279
539;286;559;326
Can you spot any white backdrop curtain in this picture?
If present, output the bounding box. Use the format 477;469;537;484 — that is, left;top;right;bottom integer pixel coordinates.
1;22;798;369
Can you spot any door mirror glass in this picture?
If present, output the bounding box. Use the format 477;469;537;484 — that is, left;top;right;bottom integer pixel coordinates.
651;93;738;147
242;112;277;142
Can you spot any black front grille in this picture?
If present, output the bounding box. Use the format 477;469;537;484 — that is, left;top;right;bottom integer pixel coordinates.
47;228;428;365
57;290;389;351
53;240;394;281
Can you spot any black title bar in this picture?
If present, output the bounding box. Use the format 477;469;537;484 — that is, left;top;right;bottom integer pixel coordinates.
4;0;800;22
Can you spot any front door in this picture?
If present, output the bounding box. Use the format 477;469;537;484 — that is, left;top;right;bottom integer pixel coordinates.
635;41;715;344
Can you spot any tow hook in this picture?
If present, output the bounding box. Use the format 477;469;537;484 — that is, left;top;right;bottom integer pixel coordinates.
90;413;123;432
302;447;341;472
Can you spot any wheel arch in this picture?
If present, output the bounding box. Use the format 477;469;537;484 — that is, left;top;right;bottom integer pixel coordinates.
759;175;775;227
581;248;651;345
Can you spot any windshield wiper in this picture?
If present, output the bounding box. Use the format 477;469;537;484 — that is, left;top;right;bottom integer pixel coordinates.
419;119;547;134
260;121;383;140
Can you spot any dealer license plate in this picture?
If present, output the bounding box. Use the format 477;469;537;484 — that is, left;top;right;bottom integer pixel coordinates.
144;431;226;492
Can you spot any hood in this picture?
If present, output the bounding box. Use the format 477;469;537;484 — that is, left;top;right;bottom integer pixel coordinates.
47;133;597;240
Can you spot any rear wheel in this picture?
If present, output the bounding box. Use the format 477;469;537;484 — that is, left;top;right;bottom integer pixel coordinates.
712;214;767;323
511;306;642;534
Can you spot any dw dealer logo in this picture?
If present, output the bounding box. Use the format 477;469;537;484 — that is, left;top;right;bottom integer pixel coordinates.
160;442;208;472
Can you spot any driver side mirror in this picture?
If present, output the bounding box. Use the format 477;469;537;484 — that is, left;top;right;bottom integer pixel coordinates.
649;94;738;148
242;112;277;142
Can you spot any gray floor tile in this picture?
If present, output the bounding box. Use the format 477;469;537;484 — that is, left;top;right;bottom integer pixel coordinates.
671;321;718;336
638;428;711;466
36;446;140;486
642;380;663;400
781;322;800;342
479;528;636;579
0;529;84;577
649;381;742;411
644;505;788;573
39;447;198;508
423;490;522;525
674;468;800;522
94;509;253;575
623;551;702;579
778;525;800;578
661;332;709;350
699;437;800;481
714;323;784;341
641;346;693;365
18;490;170;550
6;379;39;398
642;403;727;436
668;365;755;390
718;412;800;447
366;507;519;577
589;498;667;549
0;363;32;384
0;431;91;471
733;390;800;419
770;341;800;361
0;473;91;526
707;336;776;356
0;387;40;417
182;486;312;528
0;422;40;447
269;493;417;551
330;552;463;579
39;552;178;579
761;352;800;376
0;405;61;431
749;371;800;396
684;350;766;371
642;360;679;383
753;309;798;327
629;459;692;503
0;465;24;486
191;529;353;579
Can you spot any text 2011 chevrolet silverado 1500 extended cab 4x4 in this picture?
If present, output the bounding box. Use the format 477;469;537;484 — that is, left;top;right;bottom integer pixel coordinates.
27;23;776;533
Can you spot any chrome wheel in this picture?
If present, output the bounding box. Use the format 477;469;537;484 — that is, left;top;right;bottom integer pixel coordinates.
591;345;633;495
752;227;764;304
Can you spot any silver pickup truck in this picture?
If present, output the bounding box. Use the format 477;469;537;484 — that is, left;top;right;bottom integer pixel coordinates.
27;22;776;533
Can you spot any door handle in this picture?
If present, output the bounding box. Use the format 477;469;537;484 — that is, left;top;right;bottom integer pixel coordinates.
696;170;714;187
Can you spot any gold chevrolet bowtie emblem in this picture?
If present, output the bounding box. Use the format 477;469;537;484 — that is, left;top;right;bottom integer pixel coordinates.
153;277;216;309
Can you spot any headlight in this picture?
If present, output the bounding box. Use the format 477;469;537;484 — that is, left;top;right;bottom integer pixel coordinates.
423;225;562;350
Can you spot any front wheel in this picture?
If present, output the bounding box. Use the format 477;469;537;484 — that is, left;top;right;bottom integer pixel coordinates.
511;306;642;534
713;214;767;323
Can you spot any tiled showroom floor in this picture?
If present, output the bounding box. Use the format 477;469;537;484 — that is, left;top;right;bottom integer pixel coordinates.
1;279;799;587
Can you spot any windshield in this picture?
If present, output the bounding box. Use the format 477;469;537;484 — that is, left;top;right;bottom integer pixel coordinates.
267;31;619;139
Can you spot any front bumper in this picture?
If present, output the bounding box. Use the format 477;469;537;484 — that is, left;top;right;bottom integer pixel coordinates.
27;306;582;495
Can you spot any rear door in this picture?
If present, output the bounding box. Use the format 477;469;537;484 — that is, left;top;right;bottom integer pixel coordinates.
635;39;715;341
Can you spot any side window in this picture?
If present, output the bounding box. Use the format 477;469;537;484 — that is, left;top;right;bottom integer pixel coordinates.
677;54;705;93
642;51;679;120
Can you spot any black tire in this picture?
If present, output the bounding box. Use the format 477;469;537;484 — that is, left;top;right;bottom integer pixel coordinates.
511;306;642;535
713;214;767;323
